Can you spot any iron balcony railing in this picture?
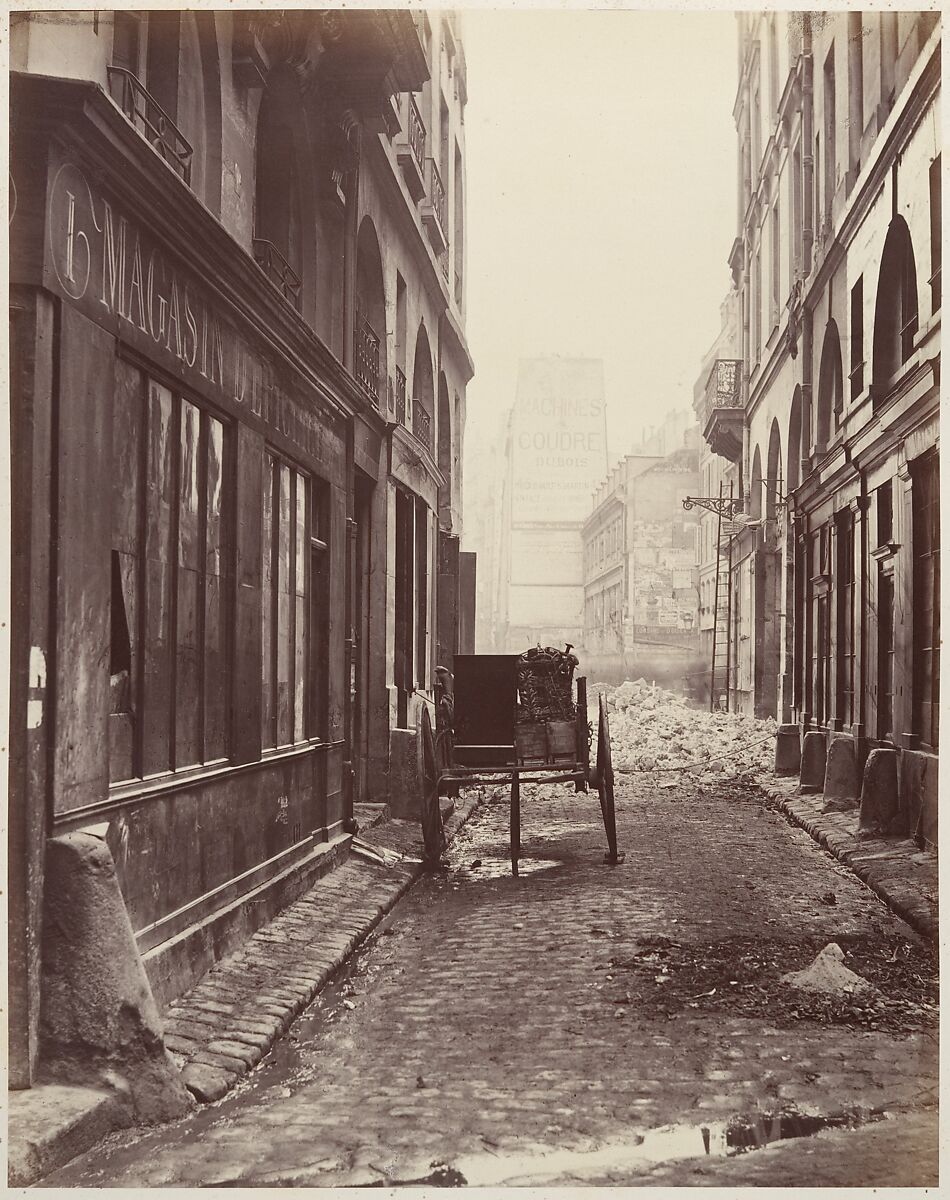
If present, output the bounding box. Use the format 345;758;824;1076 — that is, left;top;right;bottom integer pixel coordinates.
392;366;407;425
107;66;194;184
354;313;381;405
406;94;426;175
454;261;463;306
426;158;447;235
252;238;302;306
702;359;742;425
412;402;433;454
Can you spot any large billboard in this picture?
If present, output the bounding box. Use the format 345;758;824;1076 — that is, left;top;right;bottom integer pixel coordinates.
509;358;608;526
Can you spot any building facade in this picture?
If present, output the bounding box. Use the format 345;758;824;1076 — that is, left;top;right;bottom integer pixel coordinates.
699;12;939;838
9;9;473;1089
581;439;701;689
490;357;609;653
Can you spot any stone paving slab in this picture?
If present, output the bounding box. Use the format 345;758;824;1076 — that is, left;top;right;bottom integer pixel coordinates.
7;1083;132;1187
761;776;938;942
163;791;486;1105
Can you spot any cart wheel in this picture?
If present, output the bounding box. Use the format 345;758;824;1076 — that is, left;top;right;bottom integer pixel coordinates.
419;707;446;865
574;676;589;793
596;694;624;865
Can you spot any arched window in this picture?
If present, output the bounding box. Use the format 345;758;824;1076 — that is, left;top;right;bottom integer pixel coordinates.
787;385;802;494
437;374;452;527
816;320;843;448
872;216;919;403
766;418;782;524
411;324;435;455
750;445;763;520
355;218;387;407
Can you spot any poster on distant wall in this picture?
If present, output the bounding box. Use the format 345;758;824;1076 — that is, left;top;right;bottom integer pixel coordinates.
509;358;609;525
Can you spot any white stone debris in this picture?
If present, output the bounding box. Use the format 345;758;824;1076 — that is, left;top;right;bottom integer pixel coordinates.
594;679;776;783
779;942;877;997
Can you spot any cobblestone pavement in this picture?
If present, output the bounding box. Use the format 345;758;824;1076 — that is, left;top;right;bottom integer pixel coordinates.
49;780;938;1188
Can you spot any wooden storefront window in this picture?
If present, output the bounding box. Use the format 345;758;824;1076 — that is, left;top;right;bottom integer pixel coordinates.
110;369;231;784
877;568;896;742
261;455;313;750
912;451;939;750
835;511;855;727
809;526;832;725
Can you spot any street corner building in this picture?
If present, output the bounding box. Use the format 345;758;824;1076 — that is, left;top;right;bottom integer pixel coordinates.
693;14;939;844
8;9;474;1095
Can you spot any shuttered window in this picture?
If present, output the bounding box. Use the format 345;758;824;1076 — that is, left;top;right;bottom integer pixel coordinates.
912;451;939;750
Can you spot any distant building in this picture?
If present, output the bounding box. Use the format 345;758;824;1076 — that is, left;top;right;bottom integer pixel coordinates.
628;407;695;459
581;440;701;689
491;357;609;652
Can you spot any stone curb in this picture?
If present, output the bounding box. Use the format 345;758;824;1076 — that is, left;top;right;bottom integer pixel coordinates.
760;777;938;943
163;791;486;1106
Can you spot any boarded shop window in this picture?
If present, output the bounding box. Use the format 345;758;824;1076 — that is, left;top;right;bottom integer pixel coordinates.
394;489;431;726
808;526;832;725
415;497;428;685
877;569;895;741
835;511;855;727
309;482;330;741
261;455;312;749
110;369;231;784
912;451;939;750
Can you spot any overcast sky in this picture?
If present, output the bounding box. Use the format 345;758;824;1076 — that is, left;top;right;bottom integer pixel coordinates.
461;8;739;468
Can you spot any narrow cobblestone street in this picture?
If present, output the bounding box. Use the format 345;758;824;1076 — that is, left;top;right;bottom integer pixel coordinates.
48;778;937;1188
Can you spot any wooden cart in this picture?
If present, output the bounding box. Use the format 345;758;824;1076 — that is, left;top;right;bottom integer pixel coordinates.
419;648;623;874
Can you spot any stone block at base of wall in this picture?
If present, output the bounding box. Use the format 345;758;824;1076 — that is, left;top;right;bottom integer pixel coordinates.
822;734;859;812
858;748;902;838
774;725;801;775
799;730;827;793
389;728;423;820
900;749;938;849
41;832;193;1124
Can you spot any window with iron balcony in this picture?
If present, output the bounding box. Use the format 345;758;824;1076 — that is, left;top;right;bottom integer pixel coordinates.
107;65;193;185
354;309;381;406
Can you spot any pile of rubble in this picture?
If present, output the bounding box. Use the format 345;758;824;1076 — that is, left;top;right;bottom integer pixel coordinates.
594;678;776;783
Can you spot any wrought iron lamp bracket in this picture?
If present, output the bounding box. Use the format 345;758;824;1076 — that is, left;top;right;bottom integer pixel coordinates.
682;496;746;519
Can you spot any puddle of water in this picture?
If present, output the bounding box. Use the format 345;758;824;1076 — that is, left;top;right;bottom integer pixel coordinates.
451;855;564;880
345;1108;887;1187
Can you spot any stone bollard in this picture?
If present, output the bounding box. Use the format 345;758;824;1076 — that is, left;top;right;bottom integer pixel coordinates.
858;747;903;838
821;735;859;812
798;730;827;794
774;724;802;776
41;831;193;1123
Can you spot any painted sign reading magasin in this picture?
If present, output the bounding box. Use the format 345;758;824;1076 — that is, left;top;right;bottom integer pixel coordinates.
509;359;608;525
44;154;341;456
